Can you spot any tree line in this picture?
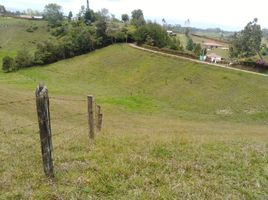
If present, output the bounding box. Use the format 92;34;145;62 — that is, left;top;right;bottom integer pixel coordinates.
2;3;188;72
2;3;268;72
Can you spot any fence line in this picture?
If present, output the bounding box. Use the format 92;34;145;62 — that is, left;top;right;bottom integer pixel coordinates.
1;83;103;177
0;98;35;106
1;122;38;134
50;96;86;102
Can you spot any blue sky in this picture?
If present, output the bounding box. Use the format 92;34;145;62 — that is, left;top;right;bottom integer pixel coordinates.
2;0;268;31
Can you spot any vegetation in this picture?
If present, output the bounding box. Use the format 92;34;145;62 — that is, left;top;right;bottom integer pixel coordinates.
186;37;194;51
43;3;64;27
2;56;15;72
0;17;50;69
131;9;145;27
121;14;129;23
135;22;169;48
229;18;262;59
0;44;268;199
2;5;186;72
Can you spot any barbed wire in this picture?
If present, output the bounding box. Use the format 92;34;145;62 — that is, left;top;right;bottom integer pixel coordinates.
0;112;87;135
50;96;86;102
50;112;87;122
0;94;89;107
53;126;88;150
0;98;35;106
1;121;38;134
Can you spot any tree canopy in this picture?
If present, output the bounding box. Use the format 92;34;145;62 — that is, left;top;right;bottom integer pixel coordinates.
0;5;6;14
43;3;64;27
121;14;129;23
135;22;169;48
131;9;146;27
229;18;262;59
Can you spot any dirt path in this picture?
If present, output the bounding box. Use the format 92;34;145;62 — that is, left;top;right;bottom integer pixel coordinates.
129;44;268;77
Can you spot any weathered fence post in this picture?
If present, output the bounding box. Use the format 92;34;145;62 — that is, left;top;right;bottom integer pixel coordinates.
87;95;95;139
35;83;54;177
96;105;103;132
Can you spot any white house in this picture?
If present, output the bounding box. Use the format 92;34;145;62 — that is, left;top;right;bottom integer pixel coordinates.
206;53;222;63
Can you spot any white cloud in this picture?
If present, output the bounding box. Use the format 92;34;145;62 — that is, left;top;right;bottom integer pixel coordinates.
2;0;268;30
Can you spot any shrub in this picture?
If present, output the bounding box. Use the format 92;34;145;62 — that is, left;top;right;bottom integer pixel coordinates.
15;50;33;68
134;22;169;48
2;56;15;72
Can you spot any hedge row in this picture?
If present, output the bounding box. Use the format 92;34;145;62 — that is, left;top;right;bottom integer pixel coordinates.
141;44;197;59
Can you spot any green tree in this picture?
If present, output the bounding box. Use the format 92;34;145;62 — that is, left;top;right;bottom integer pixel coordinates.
135;22;169;48
0;5;6;15
15;50;33;68
34;40;63;64
68;11;73;21
193;43;202;57
43;3;63;27
95;19;108;46
2;56;15;72
169;37;183;51
186;37;194;51
131;9;146;27
229;18;262;59
121;14;129;23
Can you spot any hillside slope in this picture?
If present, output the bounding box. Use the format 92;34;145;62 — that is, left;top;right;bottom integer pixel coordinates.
2;44;267;123
0;17;50;67
0;44;268;199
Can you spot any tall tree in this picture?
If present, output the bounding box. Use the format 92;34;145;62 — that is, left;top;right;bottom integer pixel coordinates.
121;14;129;23
84;0;92;24
230;18;263;59
134;22;169;48
68;11;73;21
43;3;63;27
131;9;145;27
0;5;6;14
186;38;194;51
2;56;15;72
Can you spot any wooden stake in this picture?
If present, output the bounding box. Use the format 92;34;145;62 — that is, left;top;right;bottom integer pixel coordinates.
35;83;54;177
96;105;103;132
87;95;95;139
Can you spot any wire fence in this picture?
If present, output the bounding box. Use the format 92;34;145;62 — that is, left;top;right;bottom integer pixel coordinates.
0;92;103;177
0;86;103;179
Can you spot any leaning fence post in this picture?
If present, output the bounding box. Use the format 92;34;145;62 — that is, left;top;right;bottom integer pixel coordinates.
35;83;54;177
96;105;103;132
87;95;95;139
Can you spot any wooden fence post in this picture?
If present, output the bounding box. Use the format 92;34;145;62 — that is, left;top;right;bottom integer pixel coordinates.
96;105;103;132
35;83;54;177
87;95;95;139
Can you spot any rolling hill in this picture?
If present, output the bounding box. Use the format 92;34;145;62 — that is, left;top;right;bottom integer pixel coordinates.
0;17;50;67
1;44;268;199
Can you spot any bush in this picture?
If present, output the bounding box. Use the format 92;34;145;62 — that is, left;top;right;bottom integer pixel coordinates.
141;44;196;59
34;40;63;65
26;26;38;32
186;37;194;51
15;50;33;68
134;22;169;48
2;56;15;72
168;37;183;51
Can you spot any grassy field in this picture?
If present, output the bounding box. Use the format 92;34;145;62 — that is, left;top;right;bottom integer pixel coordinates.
176;33;230;59
0;17;50;67
0;44;268;199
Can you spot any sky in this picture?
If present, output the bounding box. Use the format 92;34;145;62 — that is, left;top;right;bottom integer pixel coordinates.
2;0;268;31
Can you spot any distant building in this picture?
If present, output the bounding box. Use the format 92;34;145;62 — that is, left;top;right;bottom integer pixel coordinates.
33;16;43;20
206;53;222;63
167;30;176;36
203;42;223;49
221;47;229;51
19;15;43;20
20;15;33;19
